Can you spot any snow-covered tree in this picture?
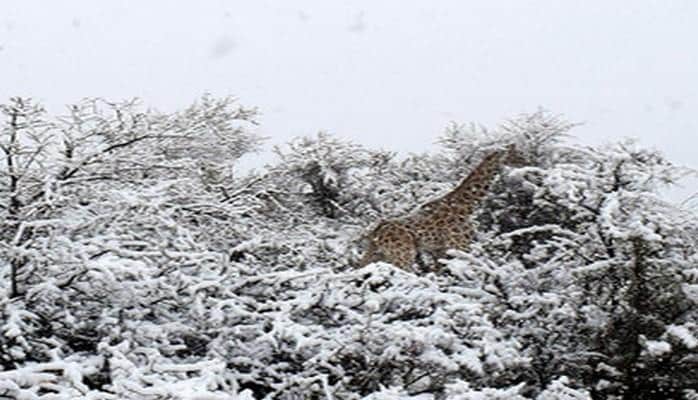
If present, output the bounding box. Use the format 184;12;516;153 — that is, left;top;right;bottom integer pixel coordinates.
1;101;696;400
439;115;698;398
0;95;263;397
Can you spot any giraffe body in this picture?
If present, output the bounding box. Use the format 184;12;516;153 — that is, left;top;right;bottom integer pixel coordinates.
360;146;515;270
359;220;417;270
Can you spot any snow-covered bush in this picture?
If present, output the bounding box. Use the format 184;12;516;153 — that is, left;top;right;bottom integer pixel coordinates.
442;116;698;398
0;95;264;398
270;132;394;219
1;101;696;399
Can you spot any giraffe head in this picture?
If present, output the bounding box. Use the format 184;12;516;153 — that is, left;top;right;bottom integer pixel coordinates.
502;143;527;168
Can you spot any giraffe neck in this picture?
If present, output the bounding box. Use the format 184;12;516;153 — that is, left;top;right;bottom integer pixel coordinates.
444;150;506;215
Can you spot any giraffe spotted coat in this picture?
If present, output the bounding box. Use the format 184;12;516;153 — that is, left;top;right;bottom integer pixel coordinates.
359;146;515;270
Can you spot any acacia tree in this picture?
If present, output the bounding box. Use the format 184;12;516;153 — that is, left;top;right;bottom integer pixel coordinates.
1;104;696;399
440;117;698;398
0;95;263;383
0;98;53;299
0;95;261;299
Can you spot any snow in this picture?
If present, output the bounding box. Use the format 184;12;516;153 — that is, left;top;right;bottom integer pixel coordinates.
666;325;698;349
1;103;697;398
536;377;591;400
642;339;672;357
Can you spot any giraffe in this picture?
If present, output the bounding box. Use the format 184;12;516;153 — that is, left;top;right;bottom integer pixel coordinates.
359;145;517;271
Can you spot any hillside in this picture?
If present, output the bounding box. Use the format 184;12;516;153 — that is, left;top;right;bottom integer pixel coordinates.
1;96;697;399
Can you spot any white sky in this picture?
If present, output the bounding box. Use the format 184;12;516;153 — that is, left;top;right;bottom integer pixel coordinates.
1;1;696;202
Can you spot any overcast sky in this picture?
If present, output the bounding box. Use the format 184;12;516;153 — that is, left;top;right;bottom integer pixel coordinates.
1;1;696;201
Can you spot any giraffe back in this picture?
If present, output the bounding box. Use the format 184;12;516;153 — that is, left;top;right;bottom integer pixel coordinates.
359;146;516;271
